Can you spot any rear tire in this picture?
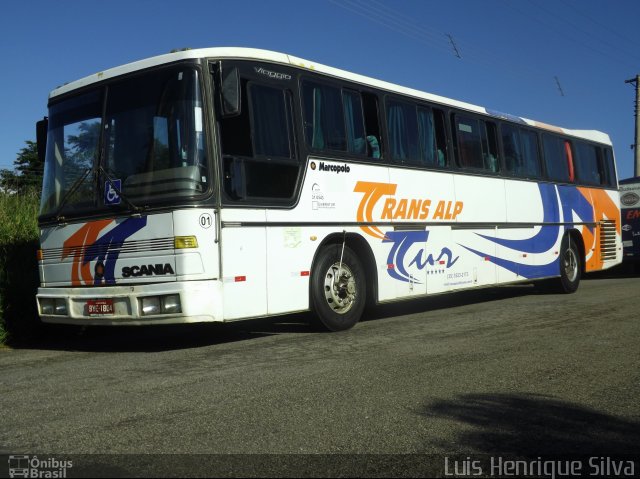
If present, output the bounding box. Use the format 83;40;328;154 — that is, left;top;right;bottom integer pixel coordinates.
554;234;582;293
310;244;366;331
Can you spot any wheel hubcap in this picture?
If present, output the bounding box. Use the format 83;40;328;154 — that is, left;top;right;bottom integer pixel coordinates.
323;262;356;314
563;248;578;282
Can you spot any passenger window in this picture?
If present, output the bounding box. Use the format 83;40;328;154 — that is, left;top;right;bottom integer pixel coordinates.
249;84;293;159
220;77;299;201
386;99;447;167
454;115;499;172
362;92;382;159
302;81;380;159
386;99;419;163
520;129;542;178
502;124;522;174
501;124;541;178
433;109;448;167
602;147;617;187
574;141;601;185
542;134;573;183
417;106;444;167
302;81;346;151
484;122;500;172
342;90;367;155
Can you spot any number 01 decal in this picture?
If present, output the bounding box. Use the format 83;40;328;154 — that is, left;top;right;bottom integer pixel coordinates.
199;213;213;229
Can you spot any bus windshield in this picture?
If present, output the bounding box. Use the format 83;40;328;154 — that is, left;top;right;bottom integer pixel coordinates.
40;65;209;219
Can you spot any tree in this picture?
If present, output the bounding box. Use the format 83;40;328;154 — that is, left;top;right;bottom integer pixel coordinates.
0;140;43;195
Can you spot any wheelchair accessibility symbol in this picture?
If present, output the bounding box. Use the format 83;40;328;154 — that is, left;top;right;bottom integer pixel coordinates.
104;179;122;205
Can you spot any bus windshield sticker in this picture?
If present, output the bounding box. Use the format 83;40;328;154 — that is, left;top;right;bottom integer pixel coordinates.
104;179;122;206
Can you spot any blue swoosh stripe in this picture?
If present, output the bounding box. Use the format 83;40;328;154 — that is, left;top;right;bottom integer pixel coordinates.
477;183;560;253
461;244;559;279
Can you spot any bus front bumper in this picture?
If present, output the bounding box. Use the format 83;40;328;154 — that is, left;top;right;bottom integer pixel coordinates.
37;280;223;326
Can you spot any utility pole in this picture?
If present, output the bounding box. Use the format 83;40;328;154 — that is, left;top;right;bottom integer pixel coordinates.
625;75;640;177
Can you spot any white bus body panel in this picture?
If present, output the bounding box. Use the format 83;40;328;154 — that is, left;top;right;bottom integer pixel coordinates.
37;209;223;325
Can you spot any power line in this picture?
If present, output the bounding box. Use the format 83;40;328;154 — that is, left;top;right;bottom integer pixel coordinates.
513;0;638;70
559;0;640;61
329;0;554;88
328;0;452;56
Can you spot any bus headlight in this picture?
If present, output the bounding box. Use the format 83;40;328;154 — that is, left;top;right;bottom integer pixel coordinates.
40;298;54;315
141;297;161;315
40;298;68;315
54;298;68;315
161;295;181;314
140;295;181;315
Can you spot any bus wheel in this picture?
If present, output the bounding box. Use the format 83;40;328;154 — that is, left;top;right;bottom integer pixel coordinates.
556;234;581;293
311;244;366;331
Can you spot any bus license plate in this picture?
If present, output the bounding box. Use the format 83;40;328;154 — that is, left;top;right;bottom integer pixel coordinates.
87;299;114;315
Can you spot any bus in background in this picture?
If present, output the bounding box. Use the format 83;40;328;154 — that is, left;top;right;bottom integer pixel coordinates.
620;177;640;270
35;48;622;332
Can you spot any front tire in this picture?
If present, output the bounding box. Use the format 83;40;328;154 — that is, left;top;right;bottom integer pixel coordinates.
310;244;366;331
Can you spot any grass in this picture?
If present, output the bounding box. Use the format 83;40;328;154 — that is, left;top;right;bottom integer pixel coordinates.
0;190;41;344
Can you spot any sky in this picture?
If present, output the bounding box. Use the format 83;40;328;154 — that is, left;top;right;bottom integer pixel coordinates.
0;0;638;180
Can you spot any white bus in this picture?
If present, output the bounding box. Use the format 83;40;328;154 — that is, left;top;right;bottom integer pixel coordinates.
36;47;622;331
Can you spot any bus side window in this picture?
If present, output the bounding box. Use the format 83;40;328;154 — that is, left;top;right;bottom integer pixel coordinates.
542;134;572;183
342;90;367;155
602;147;617;187
417;106;438;166
362;92;381;159
386;98;419;164
575;141;601;186
501;123;522;175
520;129;542;178
454;114;498;172
483;121;500;173
220;78;299;201
302;81;346;152
433;108;448;167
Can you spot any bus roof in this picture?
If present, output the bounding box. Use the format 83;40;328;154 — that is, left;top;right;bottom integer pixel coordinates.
49;47;612;146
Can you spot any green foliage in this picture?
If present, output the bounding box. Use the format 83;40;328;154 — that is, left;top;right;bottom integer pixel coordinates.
0;140;43;344
0;190;41;343
0;141;43;195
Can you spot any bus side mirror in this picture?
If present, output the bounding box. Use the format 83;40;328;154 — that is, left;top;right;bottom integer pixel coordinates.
36;117;48;165
220;67;241;117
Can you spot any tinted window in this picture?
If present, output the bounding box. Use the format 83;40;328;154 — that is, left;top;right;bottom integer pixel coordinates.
418;107;447;167
302;81;380;159
520;130;542;177
302;81;346;151
386;100;447;167
220;72;298;202
501;124;541;178
387;99;419;163
249;84;293;159
574;141;601;185
343;90;367;155
602;147;617;187
454;115;499;172
542;134;573;183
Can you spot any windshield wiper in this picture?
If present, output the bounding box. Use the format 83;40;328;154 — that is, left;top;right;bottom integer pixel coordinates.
98;165;146;214
54;167;92;222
